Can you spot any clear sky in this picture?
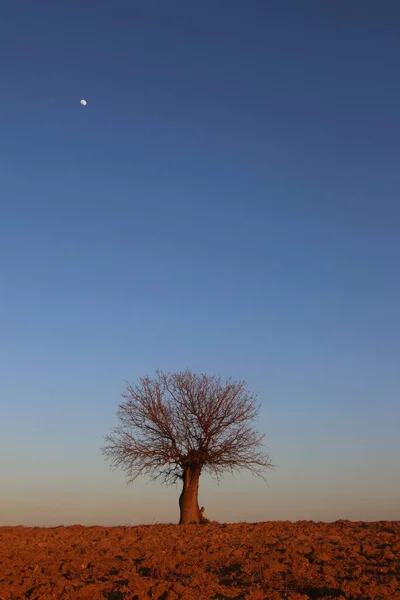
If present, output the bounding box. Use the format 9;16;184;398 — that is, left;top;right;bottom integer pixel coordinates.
1;0;399;526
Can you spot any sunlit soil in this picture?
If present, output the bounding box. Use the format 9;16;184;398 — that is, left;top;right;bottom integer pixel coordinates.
0;520;399;599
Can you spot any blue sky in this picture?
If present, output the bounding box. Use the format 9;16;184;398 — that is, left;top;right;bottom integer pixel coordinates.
1;0;399;525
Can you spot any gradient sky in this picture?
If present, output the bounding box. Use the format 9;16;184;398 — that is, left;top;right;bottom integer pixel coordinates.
1;0;399;526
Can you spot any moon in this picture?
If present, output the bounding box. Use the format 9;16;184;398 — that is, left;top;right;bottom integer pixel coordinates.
80;99;87;106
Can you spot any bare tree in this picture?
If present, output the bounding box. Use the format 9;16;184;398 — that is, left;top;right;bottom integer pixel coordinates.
102;369;275;524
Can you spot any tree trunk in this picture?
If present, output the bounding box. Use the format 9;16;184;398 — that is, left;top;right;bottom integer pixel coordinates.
178;466;201;524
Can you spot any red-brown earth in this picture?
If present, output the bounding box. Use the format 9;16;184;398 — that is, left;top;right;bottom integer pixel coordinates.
0;521;399;599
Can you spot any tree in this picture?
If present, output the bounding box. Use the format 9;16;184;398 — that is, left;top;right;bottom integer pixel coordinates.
102;369;275;524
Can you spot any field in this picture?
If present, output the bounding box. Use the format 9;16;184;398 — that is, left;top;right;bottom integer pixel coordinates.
0;521;399;599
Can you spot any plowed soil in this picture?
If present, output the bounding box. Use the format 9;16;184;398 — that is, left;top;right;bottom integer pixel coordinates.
0;521;399;600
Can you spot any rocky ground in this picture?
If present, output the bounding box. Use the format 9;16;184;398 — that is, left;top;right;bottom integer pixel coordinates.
0;520;399;599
